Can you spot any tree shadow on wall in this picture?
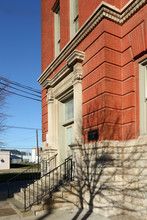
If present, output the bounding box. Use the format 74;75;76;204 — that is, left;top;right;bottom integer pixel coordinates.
60;105;147;220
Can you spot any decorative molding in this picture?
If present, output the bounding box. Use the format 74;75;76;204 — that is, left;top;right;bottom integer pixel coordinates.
51;64;72;87
66;50;85;66
42;79;51;89
38;0;146;86
42;64;71;89
47;89;54;104
72;63;83;85
41;50;85;89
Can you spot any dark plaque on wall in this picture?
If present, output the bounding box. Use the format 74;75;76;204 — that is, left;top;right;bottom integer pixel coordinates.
88;129;99;141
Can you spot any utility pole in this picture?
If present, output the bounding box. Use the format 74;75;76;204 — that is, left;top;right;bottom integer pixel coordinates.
36;129;39;171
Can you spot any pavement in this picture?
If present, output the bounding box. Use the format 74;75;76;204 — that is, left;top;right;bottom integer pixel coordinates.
0;188;110;220
0;184;111;220
0;204;112;220
0;183;138;220
0;202;139;220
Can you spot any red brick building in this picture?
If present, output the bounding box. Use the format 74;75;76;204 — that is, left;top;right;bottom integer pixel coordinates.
38;0;147;218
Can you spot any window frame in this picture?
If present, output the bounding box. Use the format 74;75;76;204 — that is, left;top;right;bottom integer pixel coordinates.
52;0;60;57
139;59;147;135
70;0;79;39
59;94;74;150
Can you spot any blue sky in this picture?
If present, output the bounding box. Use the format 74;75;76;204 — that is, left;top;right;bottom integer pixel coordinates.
0;0;42;152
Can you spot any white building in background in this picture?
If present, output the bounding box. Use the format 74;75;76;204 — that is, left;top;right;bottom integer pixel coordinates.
0;151;10;170
21;152;32;163
32;147;41;163
10;150;22;164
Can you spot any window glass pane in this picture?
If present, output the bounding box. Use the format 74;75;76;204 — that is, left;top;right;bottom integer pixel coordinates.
57;10;60;39
65;98;74;121
75;16;79;33
74;0;78;18
145;66;147;99
74;0;78;33
66;126;72;146
55;8;60;56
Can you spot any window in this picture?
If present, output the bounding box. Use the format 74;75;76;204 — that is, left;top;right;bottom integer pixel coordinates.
52;0;60;57
139;59;147;135
58;96;74;160
66;126;72;146
65;98;74;121
70;0;79;39
63;97;74;148
145;65;147;99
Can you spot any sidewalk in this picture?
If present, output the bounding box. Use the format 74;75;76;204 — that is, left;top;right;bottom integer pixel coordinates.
0;185;110;220
0;205;111;220
0;183;137;220
0;183;110;220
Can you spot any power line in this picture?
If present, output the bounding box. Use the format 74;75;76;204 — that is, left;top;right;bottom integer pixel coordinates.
4;125;42;130
2;88;41;102
0;81;41;98
0;76;41;94
0;147;41;149
0;148;36;149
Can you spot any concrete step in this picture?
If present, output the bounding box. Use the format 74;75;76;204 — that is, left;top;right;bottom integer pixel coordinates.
26;182;60;197
12;188;76;217
20;177;61;196
15;189;51;205
14;191;33;206
14;191;42;207
21;184;44;194
7;197;34;218
32;177;60;188
9;170;74;216
32;193;75;216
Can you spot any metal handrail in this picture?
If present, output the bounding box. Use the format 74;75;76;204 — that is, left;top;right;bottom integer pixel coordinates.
65;155;72;161
7;153;58;197
23;157;72;211
41;153;58;176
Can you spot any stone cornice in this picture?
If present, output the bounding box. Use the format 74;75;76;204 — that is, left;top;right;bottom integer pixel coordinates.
38;0;146;86
66;50;85;66
42;64;72;89
41;50;85;89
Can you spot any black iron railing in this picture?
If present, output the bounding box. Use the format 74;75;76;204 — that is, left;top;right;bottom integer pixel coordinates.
41;154;57;176
7;154;58;198
23;156;72;211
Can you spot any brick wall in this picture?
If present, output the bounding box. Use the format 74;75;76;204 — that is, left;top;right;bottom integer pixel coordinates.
41;0;147;142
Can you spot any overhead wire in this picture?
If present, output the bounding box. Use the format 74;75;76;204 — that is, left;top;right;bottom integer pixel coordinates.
0;81;41;98
0;147;40;149
0;77;42;150
4;125;42;130
2;88;41;102
0;76;42;101
0;76;41;94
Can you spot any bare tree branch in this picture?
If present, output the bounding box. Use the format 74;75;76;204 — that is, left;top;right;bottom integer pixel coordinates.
0;79;9;147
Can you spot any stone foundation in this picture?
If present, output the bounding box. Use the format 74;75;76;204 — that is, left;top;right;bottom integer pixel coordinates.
71;136;147;219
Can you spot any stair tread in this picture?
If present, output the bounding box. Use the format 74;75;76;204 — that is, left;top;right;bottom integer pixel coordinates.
9;162;73;216
7;197;34;218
